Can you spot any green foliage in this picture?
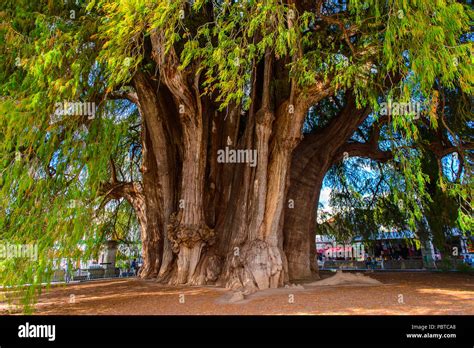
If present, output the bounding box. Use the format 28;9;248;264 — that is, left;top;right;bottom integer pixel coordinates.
0;0;138;310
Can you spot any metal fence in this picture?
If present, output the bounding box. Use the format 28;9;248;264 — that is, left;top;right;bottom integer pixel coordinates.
52;268;135;282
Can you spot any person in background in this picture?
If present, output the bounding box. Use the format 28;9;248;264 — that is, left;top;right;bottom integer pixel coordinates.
464;254;472;266
365;256;373;270
131;258;138;276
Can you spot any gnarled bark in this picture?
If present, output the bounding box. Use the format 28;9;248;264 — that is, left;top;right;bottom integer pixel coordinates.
107;38;381;293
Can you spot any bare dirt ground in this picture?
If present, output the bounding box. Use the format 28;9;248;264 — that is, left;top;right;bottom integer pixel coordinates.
2;272;473;315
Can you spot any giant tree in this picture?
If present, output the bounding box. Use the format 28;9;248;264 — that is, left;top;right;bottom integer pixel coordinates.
0;0;472;305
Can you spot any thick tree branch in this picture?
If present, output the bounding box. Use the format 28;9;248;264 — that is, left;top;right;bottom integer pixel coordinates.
108;90;139;105
336;141;393;163
98;180;144;212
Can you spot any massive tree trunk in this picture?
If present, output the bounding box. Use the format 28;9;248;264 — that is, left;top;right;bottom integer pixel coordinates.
131;72;179;279
148;32;218;285
284;153;328;281
109;34;380;292
142;44;329;290
283;93;370;281
112;72;383;291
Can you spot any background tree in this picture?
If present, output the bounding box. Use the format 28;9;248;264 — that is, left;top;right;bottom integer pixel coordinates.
314;85;472;269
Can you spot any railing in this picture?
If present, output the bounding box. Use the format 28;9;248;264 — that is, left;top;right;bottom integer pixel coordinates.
322;258;424;270
51;267;128;282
